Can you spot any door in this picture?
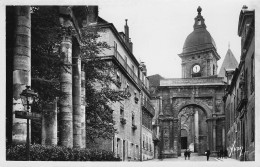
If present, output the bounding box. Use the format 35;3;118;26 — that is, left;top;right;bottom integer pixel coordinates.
123;140;126;161
181;137;187;149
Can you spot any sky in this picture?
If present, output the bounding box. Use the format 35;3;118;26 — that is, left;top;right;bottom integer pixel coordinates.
97;0;258;78
0;1;259;166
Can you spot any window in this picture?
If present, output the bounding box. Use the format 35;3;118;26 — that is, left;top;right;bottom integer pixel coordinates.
132;64;135;74
132;112;135;126
116;71;121;87
251;108;255;142
117;138;120;158
251;53;254;94
197;19;201;25
142;134;145;148
146;136;148;150
213;64;215;75
114;41;117;51
124;56;128;64
234;96;236;119
120;106;124;118
245;69;248;97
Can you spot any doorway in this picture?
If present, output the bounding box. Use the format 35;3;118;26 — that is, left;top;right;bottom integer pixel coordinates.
181;137;187;149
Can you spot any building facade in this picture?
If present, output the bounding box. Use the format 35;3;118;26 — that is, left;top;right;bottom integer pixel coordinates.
84;7;156;161
149;7;228;158
223;6;255;161
139;62;155;160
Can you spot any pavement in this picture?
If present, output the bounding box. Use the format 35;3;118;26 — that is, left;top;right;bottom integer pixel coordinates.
146;153;239;162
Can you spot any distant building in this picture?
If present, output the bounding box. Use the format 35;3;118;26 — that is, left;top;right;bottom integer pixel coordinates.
139;62;155;160
148;6;237;158
85;6;156;161
223;5;255;161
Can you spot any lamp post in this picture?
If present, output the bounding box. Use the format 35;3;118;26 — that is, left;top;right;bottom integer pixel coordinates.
20;85;38;161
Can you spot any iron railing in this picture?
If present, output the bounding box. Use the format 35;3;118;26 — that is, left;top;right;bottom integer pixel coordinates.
114;49;139;86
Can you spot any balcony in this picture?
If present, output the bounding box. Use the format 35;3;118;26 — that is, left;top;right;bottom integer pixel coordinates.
236;91;248;112
114;49;140;86
142;99;155;116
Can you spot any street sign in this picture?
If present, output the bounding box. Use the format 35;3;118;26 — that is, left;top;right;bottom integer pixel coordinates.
15;111;41;120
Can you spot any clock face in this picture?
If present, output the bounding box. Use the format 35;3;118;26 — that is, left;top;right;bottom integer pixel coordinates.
193;65;200;73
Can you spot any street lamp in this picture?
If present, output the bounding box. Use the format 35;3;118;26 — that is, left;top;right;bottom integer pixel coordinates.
20;85;38;161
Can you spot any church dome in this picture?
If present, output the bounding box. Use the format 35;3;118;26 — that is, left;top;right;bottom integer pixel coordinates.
183;29;216;54
182;6;217;54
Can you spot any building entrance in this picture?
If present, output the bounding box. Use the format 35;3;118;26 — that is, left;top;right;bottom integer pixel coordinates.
181;137;187;149
178;105;207;154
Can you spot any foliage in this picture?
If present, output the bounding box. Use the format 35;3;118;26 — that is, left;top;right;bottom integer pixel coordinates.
30;6;127;144
6;144;121;161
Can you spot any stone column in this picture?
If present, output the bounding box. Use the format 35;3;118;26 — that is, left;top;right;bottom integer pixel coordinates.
173;118;178;158
222;125;225;149
42;99;58;145
212;120;216;151
177;120;181;156
72;43;82;148
59;25;73;148
194;110;199;152
81;64;86;148
12;6;31;144
206;119;211;150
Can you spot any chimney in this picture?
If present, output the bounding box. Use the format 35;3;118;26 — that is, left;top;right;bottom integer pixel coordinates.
139;62;147;76
124;19;129;44
87;6;98;25
129;38;133;53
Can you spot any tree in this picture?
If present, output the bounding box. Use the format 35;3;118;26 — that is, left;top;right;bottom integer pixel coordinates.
30;6;127;144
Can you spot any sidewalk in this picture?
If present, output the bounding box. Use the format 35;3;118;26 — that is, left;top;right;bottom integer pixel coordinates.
214;157;240;162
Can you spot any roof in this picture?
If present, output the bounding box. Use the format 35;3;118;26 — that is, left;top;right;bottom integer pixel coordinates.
218;49;238;77
181;6;217;55
182;29;216;54
148;74;165;87
238;6;255;36
97;16;109;24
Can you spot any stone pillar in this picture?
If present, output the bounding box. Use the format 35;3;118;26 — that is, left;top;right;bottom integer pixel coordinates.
12;6;31;144
206;119;211;150
173;118;178;158
72;43;82;148
194;110;199;152
222;125;225;149
177;120;181;156
81;64;86;148
190;109;195;151
59;25;73;148
42;99;58;145
212;120;216;151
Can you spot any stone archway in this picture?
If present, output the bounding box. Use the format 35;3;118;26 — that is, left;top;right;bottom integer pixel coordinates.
176;100;211;119
175;100;211;155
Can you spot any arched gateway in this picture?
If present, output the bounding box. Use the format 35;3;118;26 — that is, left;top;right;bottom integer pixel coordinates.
151;7;226;158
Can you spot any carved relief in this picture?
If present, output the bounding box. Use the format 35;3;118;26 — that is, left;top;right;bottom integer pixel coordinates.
196;97;213;107
215;99;222;112
162;99;171;115
172;98;189;110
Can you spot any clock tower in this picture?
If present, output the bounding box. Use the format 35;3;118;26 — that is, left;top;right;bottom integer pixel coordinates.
178;6;220;78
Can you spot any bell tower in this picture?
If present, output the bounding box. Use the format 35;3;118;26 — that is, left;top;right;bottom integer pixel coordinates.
178;6;220;78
